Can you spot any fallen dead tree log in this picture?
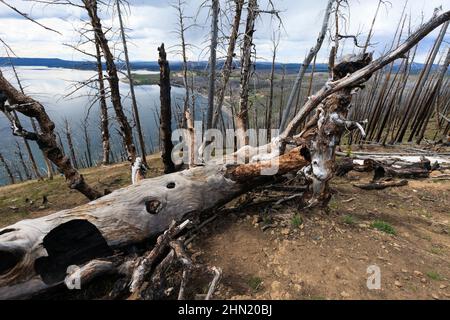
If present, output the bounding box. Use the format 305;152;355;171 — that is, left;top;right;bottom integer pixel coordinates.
336;156;434;180
0;146;310;299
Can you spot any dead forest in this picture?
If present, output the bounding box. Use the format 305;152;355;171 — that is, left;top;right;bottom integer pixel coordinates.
0;0;449;300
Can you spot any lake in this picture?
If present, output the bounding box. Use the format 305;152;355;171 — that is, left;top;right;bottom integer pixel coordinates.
0;67;205;185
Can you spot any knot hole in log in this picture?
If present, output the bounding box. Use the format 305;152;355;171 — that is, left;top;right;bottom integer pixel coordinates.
166;182;176;189
145;200;161;215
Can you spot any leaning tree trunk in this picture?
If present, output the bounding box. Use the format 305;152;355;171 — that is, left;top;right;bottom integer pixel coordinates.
279;0;334;132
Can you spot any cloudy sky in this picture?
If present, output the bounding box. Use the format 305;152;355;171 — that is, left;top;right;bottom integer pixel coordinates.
0;0;448;64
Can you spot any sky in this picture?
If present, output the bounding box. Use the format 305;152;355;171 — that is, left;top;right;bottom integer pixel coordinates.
0;0;448;64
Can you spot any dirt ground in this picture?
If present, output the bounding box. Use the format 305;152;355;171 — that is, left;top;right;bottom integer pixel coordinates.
0;149;449;300
191;170;450;300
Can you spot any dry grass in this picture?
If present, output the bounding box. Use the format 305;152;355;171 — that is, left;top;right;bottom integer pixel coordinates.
0;154;164;228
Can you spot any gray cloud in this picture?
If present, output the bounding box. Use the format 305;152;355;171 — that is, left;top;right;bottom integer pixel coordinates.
0;0;448;63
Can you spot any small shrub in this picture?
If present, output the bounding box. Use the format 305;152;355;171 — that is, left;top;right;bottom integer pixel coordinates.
371;220;396;235
291;214;303;228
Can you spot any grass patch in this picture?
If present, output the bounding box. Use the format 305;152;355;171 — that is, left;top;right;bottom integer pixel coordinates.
371;220;396;235
426;271;443;281
247;276;263;292
291;214;303;228
430;247;442;256
342;215;356;226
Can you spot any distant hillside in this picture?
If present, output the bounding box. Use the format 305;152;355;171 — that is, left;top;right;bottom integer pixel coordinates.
0;57;439;74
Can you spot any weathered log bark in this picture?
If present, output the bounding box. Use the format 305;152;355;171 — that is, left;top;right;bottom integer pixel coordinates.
0;145;310;299
158;43;176;174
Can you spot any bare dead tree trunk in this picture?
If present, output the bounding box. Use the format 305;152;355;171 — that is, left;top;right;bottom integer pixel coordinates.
63;119;79;169
0;152;15;184
94;42;111;165
362;0;383;54
279;0;334;131
15;141;31;180
266;31;279;140
416;47;450;144
30;118;53;180
236;0;258;144
158;43;176;174
206;0;220;130
211;0;244;130
83;0;136;162
395;20;449;143
278;65;286;127
81;116;93;168
116;0;147;165
174;0;190;128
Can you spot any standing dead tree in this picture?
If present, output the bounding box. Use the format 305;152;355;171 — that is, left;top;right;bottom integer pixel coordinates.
235;0;258;145
0;70;103;200
211;0;244;130
0;152;15;184
63;118;79;169
82;0;137;162
1;9;448;300
266;29;280;140
206;0;220;130
173;0;192;129
279;0;334;132
95;41;111;165
14;141;31;180
158;43;176;174
116;0;147;165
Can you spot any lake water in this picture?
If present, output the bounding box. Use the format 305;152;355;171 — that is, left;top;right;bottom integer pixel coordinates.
0;67;205;185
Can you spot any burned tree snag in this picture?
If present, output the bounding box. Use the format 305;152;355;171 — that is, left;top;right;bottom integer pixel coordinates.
236;0;257;144
158;44;176;174
212;0;244;130
95;41;111;165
